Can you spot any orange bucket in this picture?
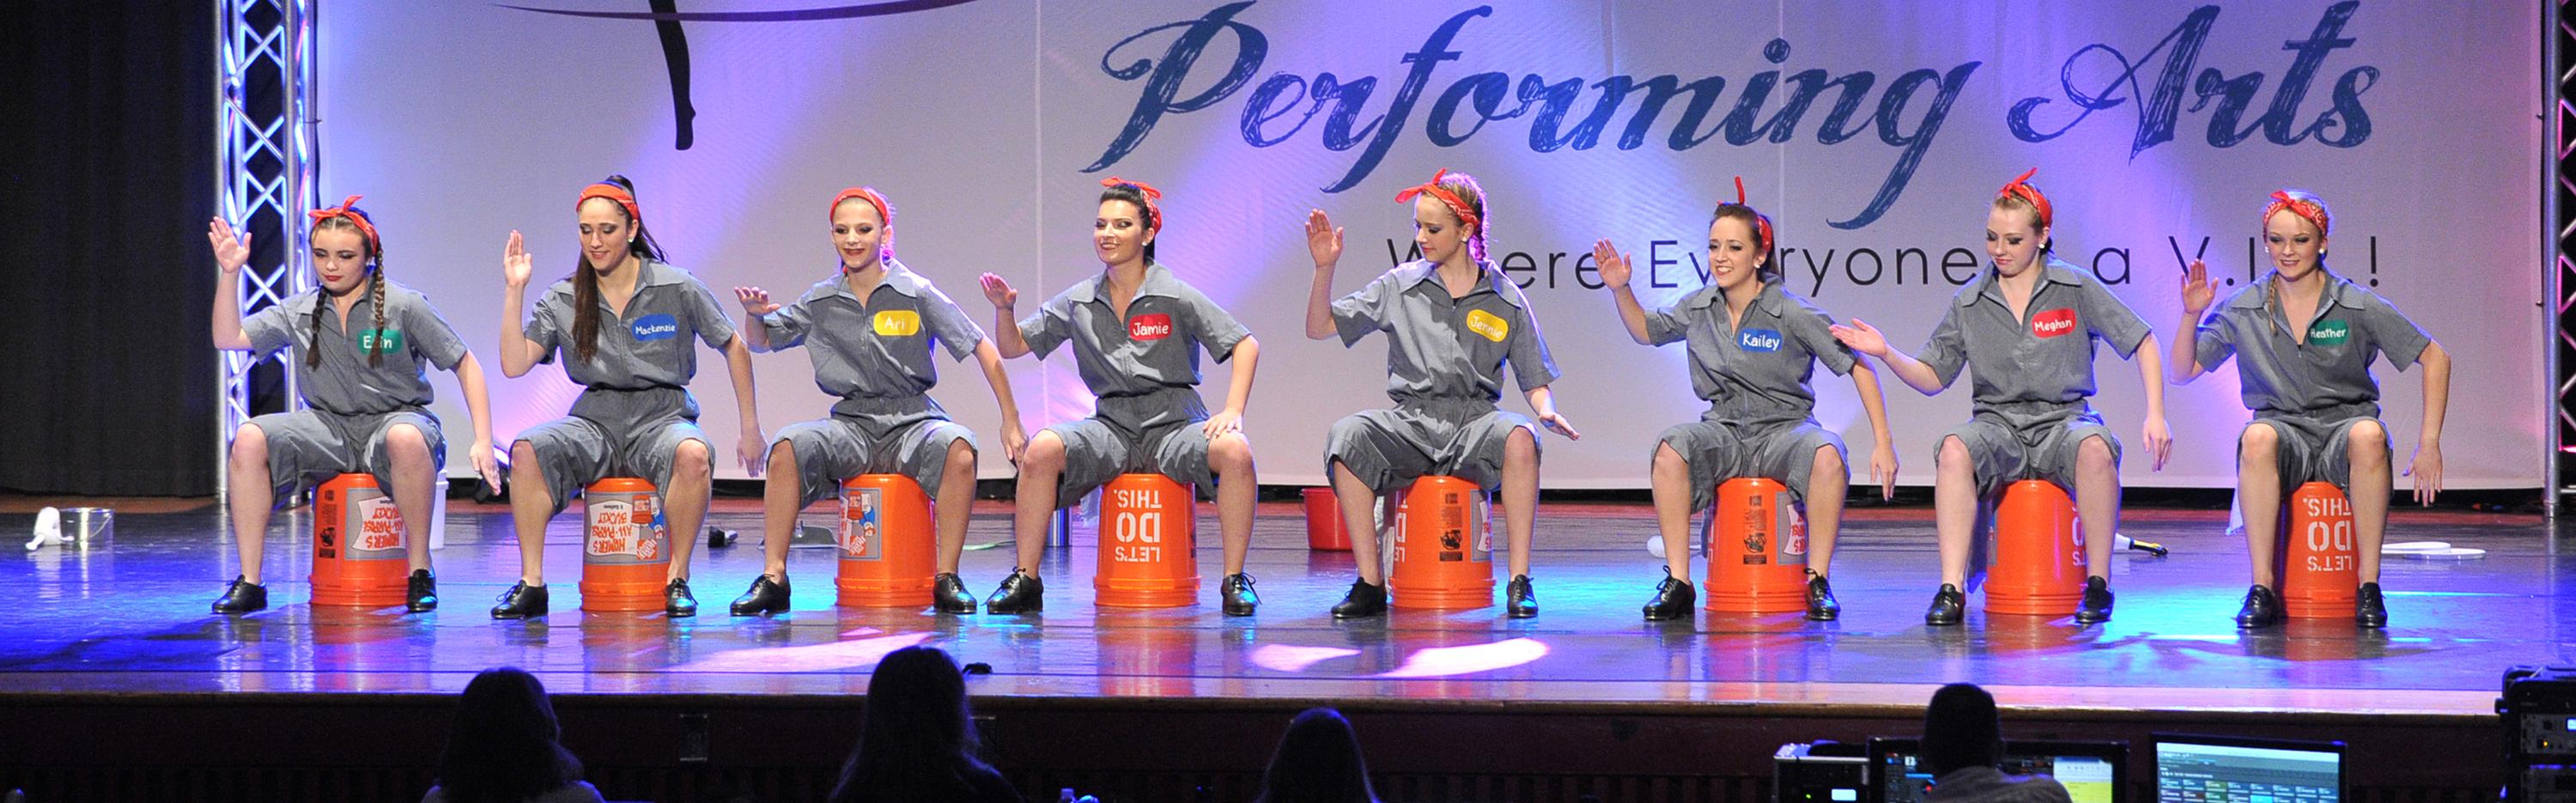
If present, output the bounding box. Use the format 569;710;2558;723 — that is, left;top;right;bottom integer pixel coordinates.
1387;476;1493;610
1094;474;1200;608
1302;487;1353;551
2279;482;2358;619
578;478;671;612
310;473;409;607
1704;478;1809;613
1985;479;2085;616
835;474;937;607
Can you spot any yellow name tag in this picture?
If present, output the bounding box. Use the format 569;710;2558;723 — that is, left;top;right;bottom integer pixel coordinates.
1464;309;1510;343
872;309;922;337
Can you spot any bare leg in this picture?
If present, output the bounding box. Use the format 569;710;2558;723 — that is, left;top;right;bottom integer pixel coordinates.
934;440;977;575
663;439;713;582
758;441;799;580
2238;423;2282;587
2346;420;2392;584
1209;434;1258;575
1649;443;1695;581
1331;461;1383;585
507;441;553;586
383;424;437;573
1012;432;1066;572
2074;436;2118;580
1499;428;1540;578
1934;436;1979;588
228;425;274;584
1804;446;1849;576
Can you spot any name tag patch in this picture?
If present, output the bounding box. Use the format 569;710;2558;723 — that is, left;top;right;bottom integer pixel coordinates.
1127;313;1173;341
631;313;680;342
1464;308;1510;343
2306;320;2350;345
2030;308;2078;338
1737;328;1783;353
872;309;921;337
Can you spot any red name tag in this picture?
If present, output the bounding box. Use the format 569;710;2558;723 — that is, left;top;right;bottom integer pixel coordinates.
1128;313;1173;341
2030;308;2078;338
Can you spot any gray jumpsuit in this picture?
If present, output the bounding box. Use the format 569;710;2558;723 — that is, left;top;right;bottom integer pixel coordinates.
239;280;469;502
2192;271;2431;488
514;259;738;514
759;260;986;507
1645;280;1856;513
1018;262;1250;503
1323;260;1561;495
1912;259;2150;495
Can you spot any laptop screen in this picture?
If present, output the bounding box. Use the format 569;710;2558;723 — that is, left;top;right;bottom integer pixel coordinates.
1869;739;2125;803
2153;735;2343;803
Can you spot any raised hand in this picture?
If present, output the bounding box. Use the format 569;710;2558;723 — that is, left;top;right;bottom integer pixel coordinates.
502;230;534;290
1829;319;1892;358
979;272;1018;308
733;286;778;317
1590;239;1631;288
209;218;252;274
2180;259;2215;316
1304;209;1344;268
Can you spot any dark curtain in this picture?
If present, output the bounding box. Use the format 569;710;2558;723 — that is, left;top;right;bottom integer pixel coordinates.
0;3;221;495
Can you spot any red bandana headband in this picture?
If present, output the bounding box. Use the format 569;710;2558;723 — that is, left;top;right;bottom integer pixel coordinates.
1099;176;1163;234
576;182;642;225
2261;190;2330;237
830;186;891;226
1732;176;1773;251
307;194;380;255
1394;168;1480;234
1996;167;2052;231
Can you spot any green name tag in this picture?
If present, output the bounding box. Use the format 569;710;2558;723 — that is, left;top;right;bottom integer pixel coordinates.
2305;321;2349;345
357;329;404;353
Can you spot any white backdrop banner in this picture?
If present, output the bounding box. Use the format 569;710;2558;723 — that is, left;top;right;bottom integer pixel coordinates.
317;0;2543;488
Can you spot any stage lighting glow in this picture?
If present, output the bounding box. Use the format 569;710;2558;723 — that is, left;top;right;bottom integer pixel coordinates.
1375;637;1548;678
676;630;933;672
1248;644;1360;672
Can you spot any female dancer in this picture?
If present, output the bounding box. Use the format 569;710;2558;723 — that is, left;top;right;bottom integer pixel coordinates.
975;177;1263;615
1832;169;2171;626
1303;168;1577;619
208;197;502;613
2169;189;2447;628
1592;178;1899;622
493;175;765;618
726;186;1027;615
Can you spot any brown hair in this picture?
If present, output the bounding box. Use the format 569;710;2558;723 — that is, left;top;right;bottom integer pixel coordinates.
569;174;667;362
307;210;388;368
1709;204;1777;283
1431;171;1491;264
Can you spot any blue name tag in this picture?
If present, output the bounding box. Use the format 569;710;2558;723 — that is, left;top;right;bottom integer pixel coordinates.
1737;328;1783;353
631;313;680;342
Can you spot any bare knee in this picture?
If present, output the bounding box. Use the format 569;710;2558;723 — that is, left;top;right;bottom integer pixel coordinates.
1813;445;1845;475
1936;436;1972;476
229;425;268;469
1651;442;1687;477
767;440;797;475
1505;427;1539;465
1023;431;1066;472
509;441;542;475
673;440;712;480
2348;420;2389;467
945;439;978;474
383;424;430;463
2239;423;2279;461
2077;436;2115;472
1210;434;1254;473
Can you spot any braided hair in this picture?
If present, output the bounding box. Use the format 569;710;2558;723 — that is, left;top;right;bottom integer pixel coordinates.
1433;171;1491;265
569;174;668;363
307;209;389;368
